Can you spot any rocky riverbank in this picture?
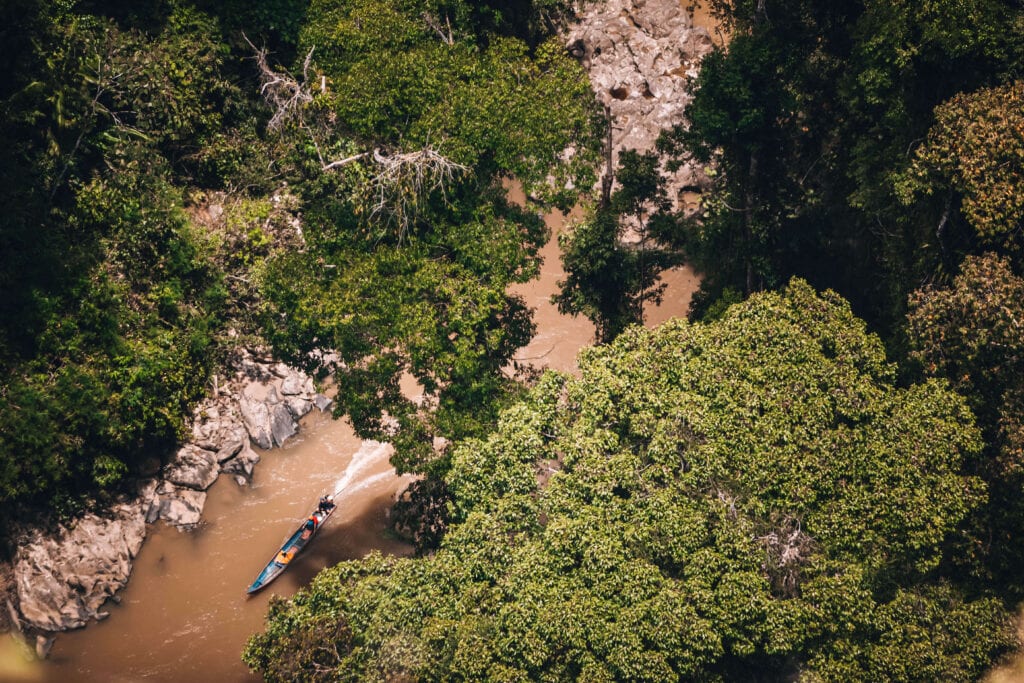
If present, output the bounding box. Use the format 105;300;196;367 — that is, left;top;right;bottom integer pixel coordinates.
2;349;332;645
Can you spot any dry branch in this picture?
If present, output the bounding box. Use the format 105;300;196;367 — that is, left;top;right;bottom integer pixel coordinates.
247;39;468;235
246;34;314;133
365;146;468;234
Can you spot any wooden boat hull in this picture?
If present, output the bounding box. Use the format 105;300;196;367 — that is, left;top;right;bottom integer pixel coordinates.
246;505;336;594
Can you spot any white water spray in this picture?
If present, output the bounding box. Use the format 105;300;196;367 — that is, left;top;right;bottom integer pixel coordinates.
330;440;394;501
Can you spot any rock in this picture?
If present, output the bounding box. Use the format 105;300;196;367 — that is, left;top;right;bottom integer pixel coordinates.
280;370;307;396
156;484;207;528
270;402;299;447
237;355;273;382
285;396;313;420
14;502;146;631
313;394;333;413
145;499;161;524
191;399;247;452
135;479;161;524
214;439;245;464
566;0;715;211
163;444;219;491
239;395;273;449
221;442;261;484
36;634;54;659
265;385;281;405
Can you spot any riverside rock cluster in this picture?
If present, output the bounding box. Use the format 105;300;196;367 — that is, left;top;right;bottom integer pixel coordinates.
9;350;332;635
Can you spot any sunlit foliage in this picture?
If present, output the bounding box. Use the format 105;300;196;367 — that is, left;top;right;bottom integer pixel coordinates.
246;280;1014;681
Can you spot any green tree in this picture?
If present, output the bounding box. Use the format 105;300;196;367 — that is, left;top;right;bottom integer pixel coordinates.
662;0;1024;326
897;80;1024;256
246;280;1014;681
907;252;1024;597
0;2;258;514
555;150;677;342
256;0;600;473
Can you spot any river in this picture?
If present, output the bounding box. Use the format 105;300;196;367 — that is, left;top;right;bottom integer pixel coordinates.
26;183;696;682
38;415;414;683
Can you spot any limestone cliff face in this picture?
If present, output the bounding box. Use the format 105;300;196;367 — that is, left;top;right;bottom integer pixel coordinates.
568;0;715;212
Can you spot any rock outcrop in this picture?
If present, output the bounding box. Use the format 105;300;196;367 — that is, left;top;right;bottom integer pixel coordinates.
9;347;334;638
13;499;146;631
163;444;219;491
221;441;261;486
567;0;716;212
239;394;275;449
153;483;207;528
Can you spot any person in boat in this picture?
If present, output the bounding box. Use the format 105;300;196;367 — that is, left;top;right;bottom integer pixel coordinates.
318;495;336;513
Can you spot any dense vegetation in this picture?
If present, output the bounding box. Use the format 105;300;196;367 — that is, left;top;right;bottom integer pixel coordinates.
2;0;1023;678
257;0;600;474
654;0;1024;605
0;0;598;521
244;0;1024;678
660;0;1024;328
245;281;1015;681
0;0;262;518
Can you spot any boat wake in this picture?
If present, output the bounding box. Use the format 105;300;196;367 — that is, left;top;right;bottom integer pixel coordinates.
331;440;394;501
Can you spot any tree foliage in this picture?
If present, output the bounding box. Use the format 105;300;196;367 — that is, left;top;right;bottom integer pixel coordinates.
256;0;600;472
246;280;1014;681
0;1;272;514
897;80;1024;252
555;150;678;343
662;0;1024;325
907;253;1024;596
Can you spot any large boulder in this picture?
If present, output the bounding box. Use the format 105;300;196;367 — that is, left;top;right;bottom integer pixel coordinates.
239;395;274;449
313;394;333;413
280;369;308;395
190;400;248;453
163;444;219;491
155;483;207;528
14;501;146;631
270;402;299;447
221;442;261;485
215;438;245;464
285;396;313;420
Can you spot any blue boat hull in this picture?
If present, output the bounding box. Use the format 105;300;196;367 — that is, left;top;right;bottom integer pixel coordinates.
246;505;335;594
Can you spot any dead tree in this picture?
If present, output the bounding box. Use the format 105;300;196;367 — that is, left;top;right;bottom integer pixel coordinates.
366;146;467;238
248;38;467;238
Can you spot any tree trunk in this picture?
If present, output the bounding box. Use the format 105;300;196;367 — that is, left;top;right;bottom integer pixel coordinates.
600;105;614;208
745;152;759;295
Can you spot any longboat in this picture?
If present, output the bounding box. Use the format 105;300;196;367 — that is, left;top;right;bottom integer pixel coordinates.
246;503;336;594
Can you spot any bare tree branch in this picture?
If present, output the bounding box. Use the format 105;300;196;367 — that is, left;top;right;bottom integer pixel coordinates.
365;146;469;239
246;39;468;236
321;151;370;171
422;12;455;45
246;33;314;133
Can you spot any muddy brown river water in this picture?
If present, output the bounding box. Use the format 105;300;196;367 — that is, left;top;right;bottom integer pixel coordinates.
30;188;696;682
39;416;414;683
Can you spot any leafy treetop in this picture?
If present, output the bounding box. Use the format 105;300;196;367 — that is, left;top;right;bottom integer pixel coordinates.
245;279;1013;682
